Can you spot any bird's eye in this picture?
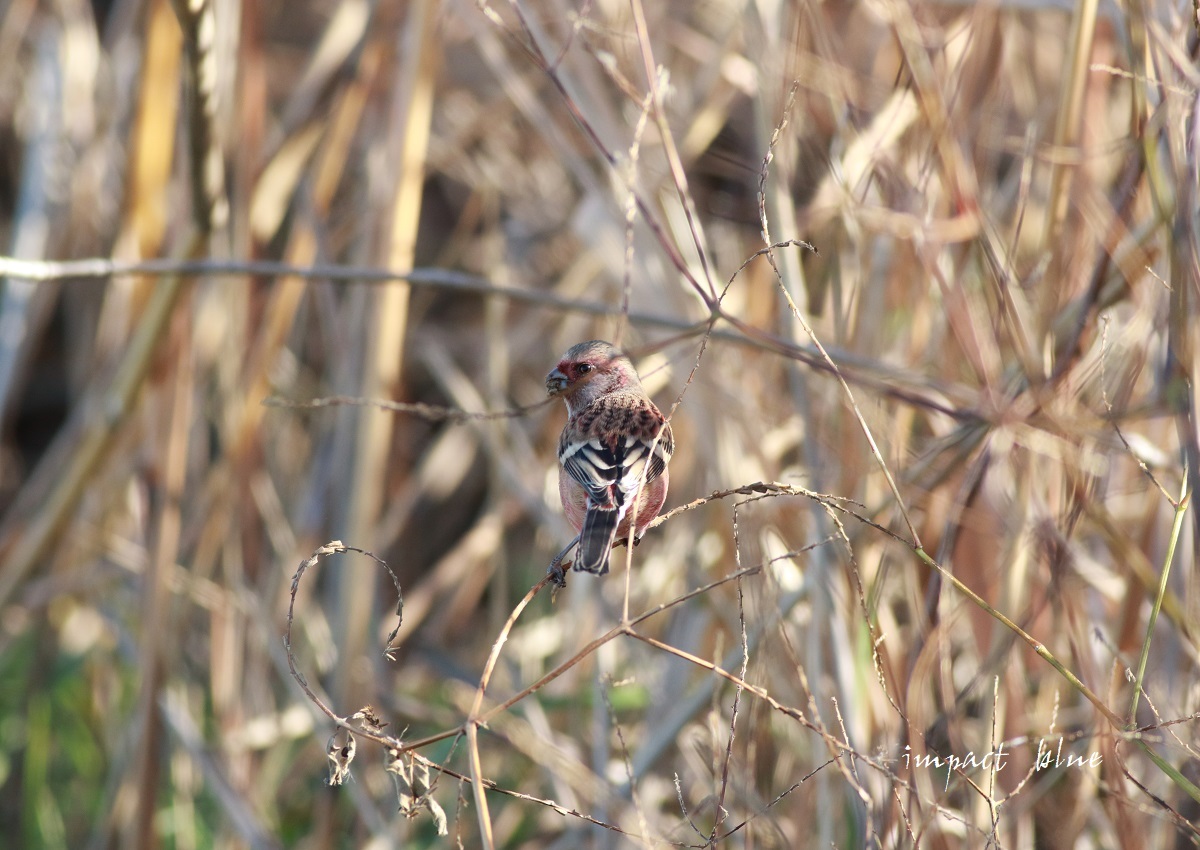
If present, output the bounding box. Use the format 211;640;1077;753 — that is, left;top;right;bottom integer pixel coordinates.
577;363;593;374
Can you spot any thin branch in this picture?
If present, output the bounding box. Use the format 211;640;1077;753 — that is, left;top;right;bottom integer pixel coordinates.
756;92;923;547
0;254;982;422
709;526;749;845
263;393;553;423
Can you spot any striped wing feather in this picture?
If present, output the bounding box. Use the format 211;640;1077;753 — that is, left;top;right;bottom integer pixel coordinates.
559;396;672;574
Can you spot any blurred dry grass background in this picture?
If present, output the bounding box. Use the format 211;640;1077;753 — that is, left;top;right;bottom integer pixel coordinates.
0;0;1198;847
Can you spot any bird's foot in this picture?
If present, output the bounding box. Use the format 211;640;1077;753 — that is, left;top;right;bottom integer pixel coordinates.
547;534;580;589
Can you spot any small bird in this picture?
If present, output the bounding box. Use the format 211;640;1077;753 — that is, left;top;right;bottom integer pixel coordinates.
545;340;674;584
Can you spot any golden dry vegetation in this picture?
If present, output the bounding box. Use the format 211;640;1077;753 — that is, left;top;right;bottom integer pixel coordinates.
0;0;1198;848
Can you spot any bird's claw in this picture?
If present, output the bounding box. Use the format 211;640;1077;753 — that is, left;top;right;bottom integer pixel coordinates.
547;534;580;589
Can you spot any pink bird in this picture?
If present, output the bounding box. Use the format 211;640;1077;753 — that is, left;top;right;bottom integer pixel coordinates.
545;340;674;584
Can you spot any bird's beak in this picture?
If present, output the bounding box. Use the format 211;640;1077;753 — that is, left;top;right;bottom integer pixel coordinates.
546;367;568;395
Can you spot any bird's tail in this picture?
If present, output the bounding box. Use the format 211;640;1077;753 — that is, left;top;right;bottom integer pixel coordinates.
576;504;620;575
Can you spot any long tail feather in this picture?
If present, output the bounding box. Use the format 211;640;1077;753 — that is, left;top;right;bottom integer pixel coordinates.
576;505;619;574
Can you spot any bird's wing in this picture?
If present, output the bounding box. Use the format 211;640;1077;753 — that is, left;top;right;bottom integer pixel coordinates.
559;395;672;510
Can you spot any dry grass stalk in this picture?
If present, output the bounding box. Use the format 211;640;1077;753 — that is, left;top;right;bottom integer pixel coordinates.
0;0;1198;848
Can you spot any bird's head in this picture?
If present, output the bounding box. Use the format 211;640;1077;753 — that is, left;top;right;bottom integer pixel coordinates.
546;340;637;411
